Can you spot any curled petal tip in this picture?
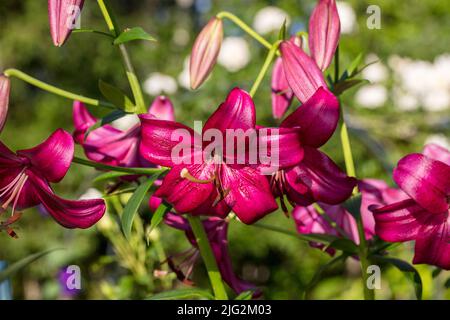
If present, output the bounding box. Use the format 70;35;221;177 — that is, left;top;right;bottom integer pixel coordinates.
189;17;223;90
149;96;175;121
0;74;10;132
48;0;85;47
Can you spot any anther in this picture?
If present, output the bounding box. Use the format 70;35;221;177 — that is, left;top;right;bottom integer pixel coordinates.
180;168;215;184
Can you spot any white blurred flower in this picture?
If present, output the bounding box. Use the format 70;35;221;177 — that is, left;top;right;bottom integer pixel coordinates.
336;1;357;34
218;37;251;72
144;72;178;96
433;54;450;88
425;134;450;150
80;188;103;200
362;54;388;83
422;89;450;112
111;114;140;131
172;27;190;46
178;57;191;89
176;0;194;8
253;6;290;35
393;88;419;111
355;84;387;109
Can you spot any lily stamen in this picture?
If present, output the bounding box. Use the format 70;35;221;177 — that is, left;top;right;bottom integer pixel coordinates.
180;168;215;184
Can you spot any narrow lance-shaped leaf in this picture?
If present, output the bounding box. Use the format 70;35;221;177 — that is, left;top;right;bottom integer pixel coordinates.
147;288;215;300
146;201;172;244
114;27;157;45
99;80;135;112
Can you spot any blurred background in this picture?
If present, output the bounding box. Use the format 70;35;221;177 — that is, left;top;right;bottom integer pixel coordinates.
0;0;449;299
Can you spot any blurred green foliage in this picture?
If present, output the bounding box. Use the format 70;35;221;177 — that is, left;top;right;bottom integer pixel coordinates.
0;0;449;300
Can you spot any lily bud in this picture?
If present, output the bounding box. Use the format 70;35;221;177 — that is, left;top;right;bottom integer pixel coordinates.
280;40;328;103
0;74;10;132
48;0;85;47
308;0;341;71
189;17;224;90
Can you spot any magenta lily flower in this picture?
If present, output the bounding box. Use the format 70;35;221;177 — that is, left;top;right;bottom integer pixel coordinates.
48;0;85;46
73;96;175;168
0;129;105;229
0;74;10;132
270;87;356;211
150;196;260;296
140;88;303;224
371;144;450;269
280;40;329;104
308;0;341;71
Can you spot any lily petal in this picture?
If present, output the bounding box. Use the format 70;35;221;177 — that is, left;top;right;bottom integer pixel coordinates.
281;87;339;148
0;75;10;133
393;153;450;214
423;143;450;166
149;96;175;121
221;165;278;224
414;220;450;269
17;129;74;183
285;147;356;205
72;101;97;144
271;58;294;119
280;41;328;103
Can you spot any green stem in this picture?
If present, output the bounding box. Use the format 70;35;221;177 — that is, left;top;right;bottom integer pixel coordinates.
3;69;115;109
72;156;168;175
340;123;357;181
97;0;146;114
186;216;228;300
249;40;281;97
216;11;273;51
72;29;115;38
357;218;375;300
252;222;334;244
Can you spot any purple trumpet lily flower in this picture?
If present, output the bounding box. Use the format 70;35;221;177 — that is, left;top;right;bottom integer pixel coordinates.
308;0;341;71
73;96;175;168
0;129;105;230
0;75;10;132
270;87;356;212
293;179;407;255
371;144;450;269
152;197;260;297
48;0;85;46
140;88;303;224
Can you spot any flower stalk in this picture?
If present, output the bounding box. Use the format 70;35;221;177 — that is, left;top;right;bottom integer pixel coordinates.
186;215;228;300
249;40;281;97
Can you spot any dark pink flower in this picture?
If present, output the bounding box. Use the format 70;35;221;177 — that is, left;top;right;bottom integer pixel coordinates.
0;129;105;229
48;0;85;46
270;87;356;211
159;205;260;297
308;0;341;71
73;96;175;168
140;88;303;224
0;75;10;132
280;40;329;104
371;144;450;269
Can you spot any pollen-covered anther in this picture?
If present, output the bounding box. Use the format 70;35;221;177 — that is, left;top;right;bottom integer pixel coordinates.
180;168;215;184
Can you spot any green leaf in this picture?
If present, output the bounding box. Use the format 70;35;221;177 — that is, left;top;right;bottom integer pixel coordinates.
278;20;287;40
432;268;442;278
235;290;254;300
121;174;160;240
327;239;358;254
445;277;450;289
93;171;132;183
147;288;214;300
146;202;172;244
333;79;369;96
0;249;61;283
343;195;362;220
84;109;127;139
99;79;135;111
373;255;423;300
114;27;157;45
347;53;364;77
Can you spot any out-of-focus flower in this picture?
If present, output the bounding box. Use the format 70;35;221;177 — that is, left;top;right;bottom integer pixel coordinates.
48;0;85;46
144;73;178;96
140;88;302;224
270;88;356;211
280;40;328;103
73;97;175;168
253;6;290;35
0;129;105;230
355;84;388;109
423;89;450;112
309;0;340;71
0;75;10;132
176;0;194;8
425;134;450;151
362;54;388;83
79;188;103;200
218;37;251;72
393;88;419;111
371;144;450;269
173;28;190;46
178;57;191;89
160;208;261;297
336;1;356;34
189;17;223;89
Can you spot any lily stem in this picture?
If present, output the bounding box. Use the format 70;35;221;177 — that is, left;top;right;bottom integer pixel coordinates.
216;11;272;51
334;46;374;300
186;215;228;300
249;40;281;97
97;0;146;114
3;68;115;109
72;156;168;175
